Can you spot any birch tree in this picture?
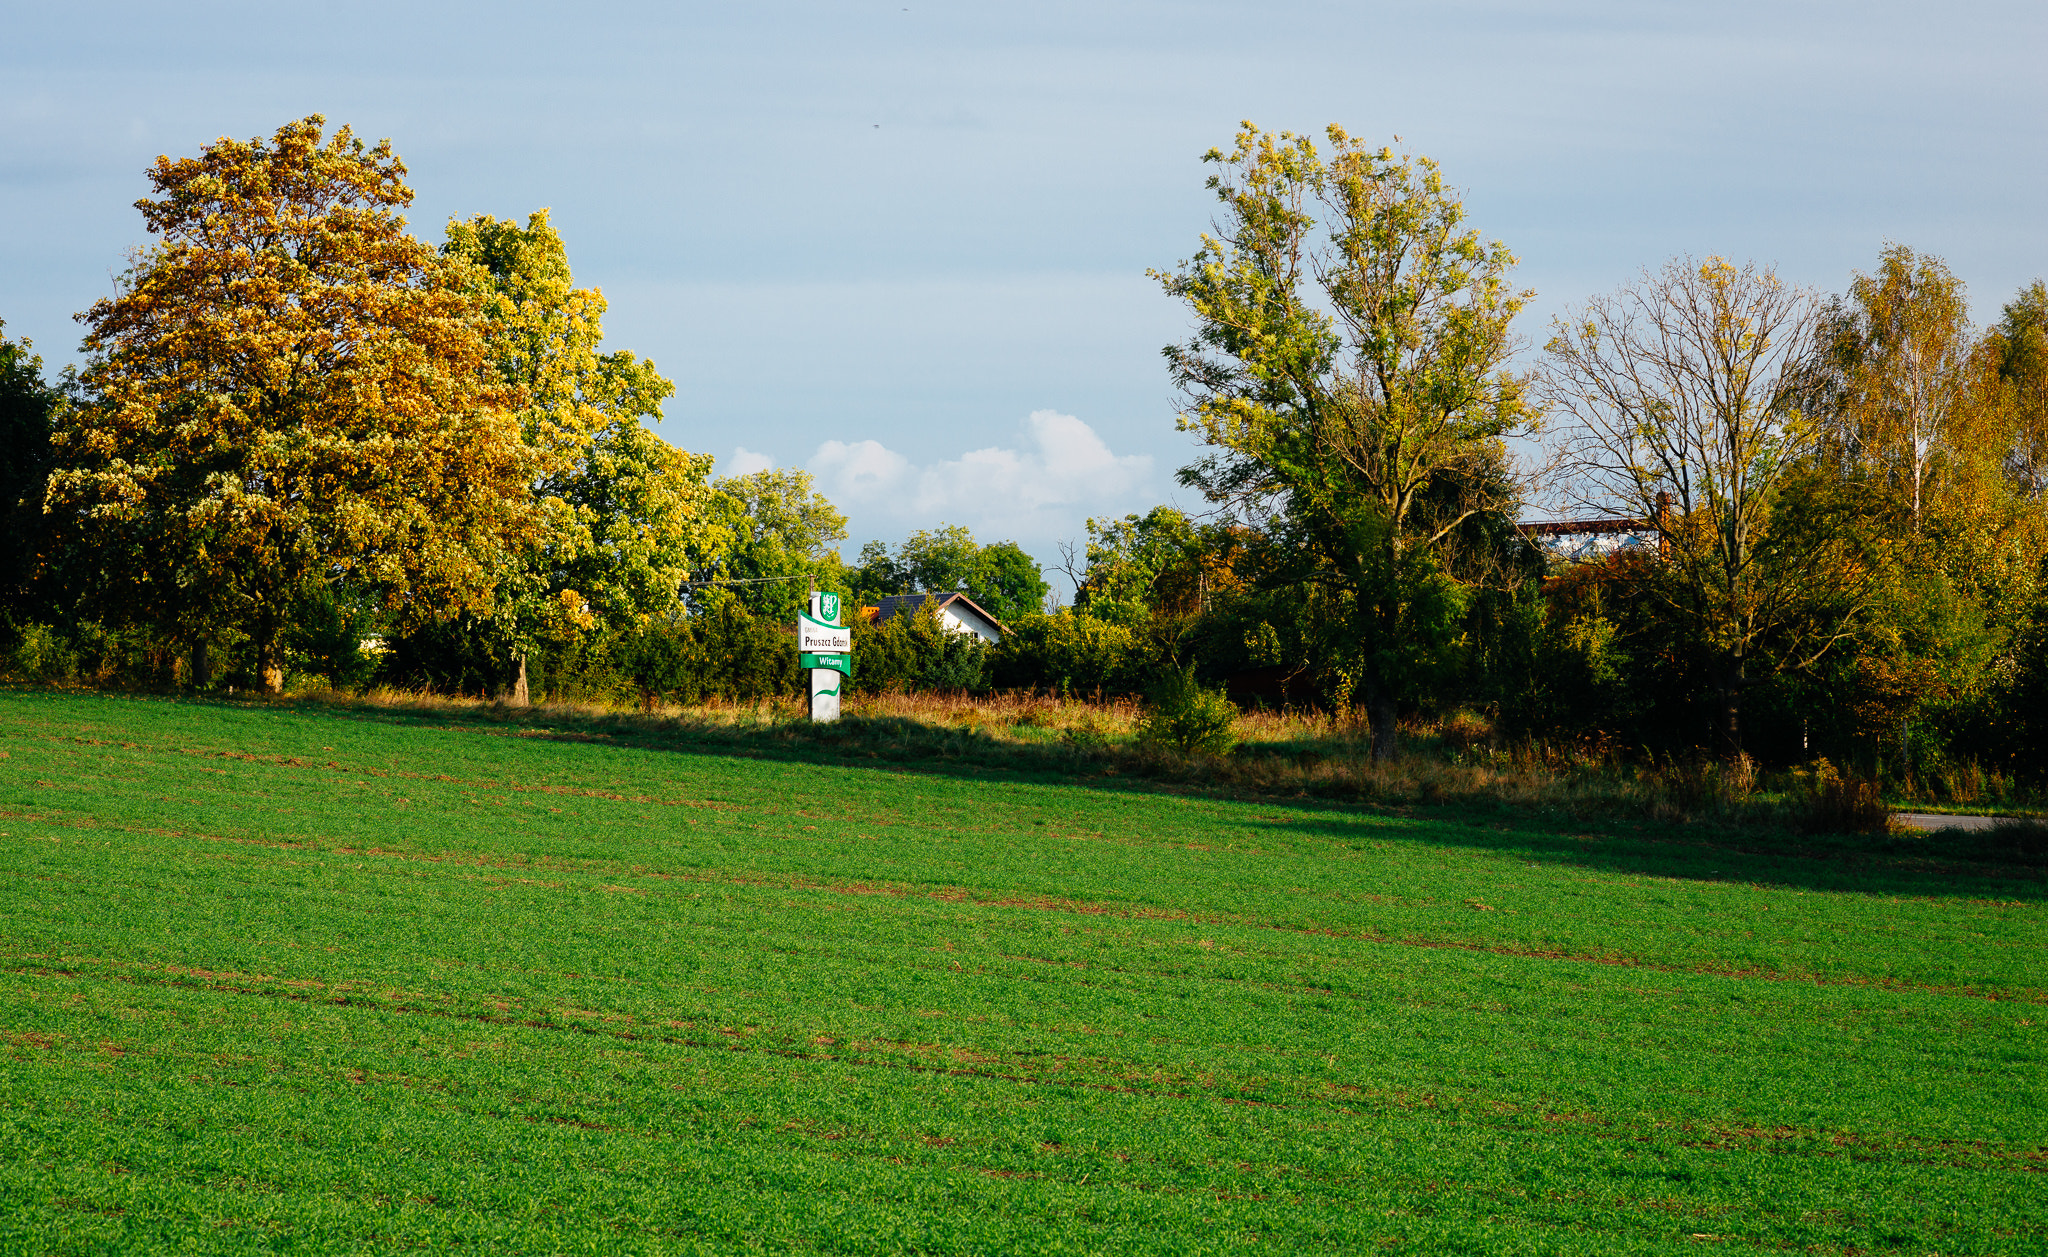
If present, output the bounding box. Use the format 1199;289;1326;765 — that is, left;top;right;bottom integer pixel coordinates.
1821;246;1976;529
1989;280;2048;499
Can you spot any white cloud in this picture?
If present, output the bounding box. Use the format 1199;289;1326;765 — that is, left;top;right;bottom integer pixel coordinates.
808;438;912;500
808;409;1153;543
720;446;776;477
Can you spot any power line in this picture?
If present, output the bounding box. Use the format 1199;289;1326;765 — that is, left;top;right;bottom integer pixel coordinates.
678;573;819;590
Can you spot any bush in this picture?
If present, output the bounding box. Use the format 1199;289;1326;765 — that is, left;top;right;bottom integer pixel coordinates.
0;617;182;688
686;599;798;702
1136;667;1238;755
1794;758;1891;834
854;603;989;696
285;588;381;692
381;613;518;697
921;630;989;692
2;620;79;682
992;611;1143;695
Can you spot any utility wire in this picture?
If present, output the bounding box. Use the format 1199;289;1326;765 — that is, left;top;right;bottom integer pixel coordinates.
678;573;819;590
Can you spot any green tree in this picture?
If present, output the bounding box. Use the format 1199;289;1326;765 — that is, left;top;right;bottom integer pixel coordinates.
1989;280;2048;498
1080;510;1259;634
1155;122;1534;758
968;541;1049;624
897;524;979;596
1814;245;1978;530
711;468;850;619
0;323;59;620
49;117;535;693
857;524;1047;624
850;539;907;604
1797;253;2046;770
1079;509;1187;624
442;210;725;700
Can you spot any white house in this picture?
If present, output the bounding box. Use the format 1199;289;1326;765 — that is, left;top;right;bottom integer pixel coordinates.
869;593;1005;643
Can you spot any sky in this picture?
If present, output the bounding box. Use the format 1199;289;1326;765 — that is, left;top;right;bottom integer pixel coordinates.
6;1;2045;592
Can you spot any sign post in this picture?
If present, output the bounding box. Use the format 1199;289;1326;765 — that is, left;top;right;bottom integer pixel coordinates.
799;591;852;722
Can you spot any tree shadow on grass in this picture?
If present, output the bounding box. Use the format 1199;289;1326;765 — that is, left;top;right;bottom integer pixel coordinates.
1266;808;2048;902
61;689;2048;902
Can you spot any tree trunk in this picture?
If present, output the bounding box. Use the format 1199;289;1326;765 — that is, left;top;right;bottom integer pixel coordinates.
1716;660;1745;760
191;639;210;689
256;613;284;694
508;653;530;706
1354;577;1401;763
1366;691;1399;763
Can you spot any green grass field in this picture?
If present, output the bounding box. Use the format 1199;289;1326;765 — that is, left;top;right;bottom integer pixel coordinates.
1;691;2042;1254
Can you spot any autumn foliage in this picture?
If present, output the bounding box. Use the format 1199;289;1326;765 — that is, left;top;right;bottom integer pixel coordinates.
5;117;2048;796
50;117;535;691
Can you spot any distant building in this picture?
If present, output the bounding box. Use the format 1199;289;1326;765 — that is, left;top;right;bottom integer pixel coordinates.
869;592;1006;643
1518;495;1671;563
1518;519;1660;563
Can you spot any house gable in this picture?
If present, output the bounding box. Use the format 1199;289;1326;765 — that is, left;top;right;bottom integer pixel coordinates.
872;593;1005;643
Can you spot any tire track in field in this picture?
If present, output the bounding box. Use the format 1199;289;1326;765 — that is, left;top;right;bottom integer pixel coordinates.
8;791;2041;1006
18;729;2047;1003
8;960;2042;1176
31;732;746;812
616;865;2048;1006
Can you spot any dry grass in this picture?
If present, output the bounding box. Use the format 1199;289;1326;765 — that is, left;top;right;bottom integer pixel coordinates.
282;686;1834;831
182;683;2047;847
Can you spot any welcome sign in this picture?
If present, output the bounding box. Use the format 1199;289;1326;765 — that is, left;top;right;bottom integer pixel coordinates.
798;612;852;654
801;592;852;722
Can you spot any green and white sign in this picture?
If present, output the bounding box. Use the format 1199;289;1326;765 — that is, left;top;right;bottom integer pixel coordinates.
803;592;851;722
798;612;852;654
808;667;843;722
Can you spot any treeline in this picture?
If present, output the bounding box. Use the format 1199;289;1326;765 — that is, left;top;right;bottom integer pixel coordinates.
1086;123;2048;785
0;117;1055;707
5;116;2048;791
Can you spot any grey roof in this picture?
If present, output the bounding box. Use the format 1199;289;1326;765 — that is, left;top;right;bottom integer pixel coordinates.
871;592;1007;635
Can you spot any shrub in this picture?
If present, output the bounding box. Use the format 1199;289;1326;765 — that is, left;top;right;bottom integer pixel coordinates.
381;613;519;697
1137;667;1238;755
993;611;1142;695
685;599;798;702
1795;758;1891;834
2;620;79;682
854;602;989;695
620;619;695;709
285;588;382;692
0;618;182;688
921;629;989;693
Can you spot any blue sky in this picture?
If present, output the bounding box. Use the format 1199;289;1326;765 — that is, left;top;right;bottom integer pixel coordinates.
6;1;2044;589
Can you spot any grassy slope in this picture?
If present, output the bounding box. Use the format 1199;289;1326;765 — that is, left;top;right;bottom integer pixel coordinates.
0;690;2042;1255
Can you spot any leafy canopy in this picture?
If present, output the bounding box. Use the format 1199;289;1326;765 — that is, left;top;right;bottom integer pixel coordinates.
442;210;723;638
49;116;534;690
853;523;1048;624
1155;121;1534;754
0;323;60;616
710;468;850;619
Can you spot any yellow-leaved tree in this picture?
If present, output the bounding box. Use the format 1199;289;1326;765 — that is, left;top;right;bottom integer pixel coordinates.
49;116;536;692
